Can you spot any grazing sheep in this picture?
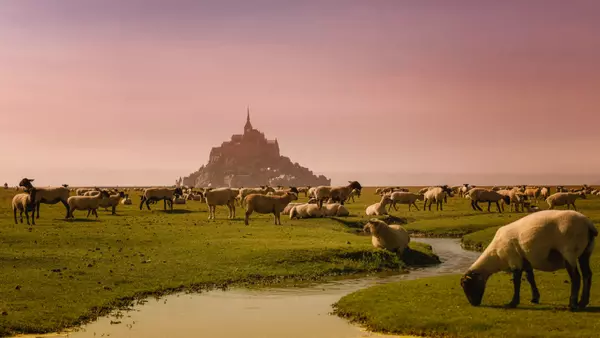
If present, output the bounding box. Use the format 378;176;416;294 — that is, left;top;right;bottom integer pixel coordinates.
97;191;125;215
524;187;542;201
238;186;276;207
205;187;238;220
12;193;33;225
139;187;183;211
321;203;350;217
388;192;424;212
315;181;362;208
366;195;393;216
468;188;511;213
289;203;324;219
363;218;410;254
67;190;111;219
423;186;453;211
546;192;586;210
497;189;525;212
244;192;298;225
461;210;597;310
18;178;70;223
121;194;133;205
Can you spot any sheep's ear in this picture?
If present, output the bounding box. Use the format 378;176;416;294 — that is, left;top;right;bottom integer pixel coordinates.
28;179;34;182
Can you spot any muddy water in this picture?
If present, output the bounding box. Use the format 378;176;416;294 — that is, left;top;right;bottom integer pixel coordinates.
41;239;480;338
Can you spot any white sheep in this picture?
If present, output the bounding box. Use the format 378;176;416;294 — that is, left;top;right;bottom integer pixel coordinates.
307;187;317;199
67;190;111;219
546;192;586;210
121;194;133;205
244;192;298;225
468;188;510;213
205;187;238;220
540;186;551;200
497;189;525;212
282;202;305;215
460;210;597;310
12;193;33;225
366;195;393;216
139;187;183;211
423;186;453;211
321;203;350;217
18;178;70;224
388;192;424;211
289;203;324;219
238;186;276;207
315;181;362;208
363;218;410;254
98;191;125;215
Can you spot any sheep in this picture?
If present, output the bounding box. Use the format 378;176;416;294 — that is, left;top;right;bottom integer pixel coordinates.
345;188;361;203
18;178;70;224
524;187;542;201
121;194;133;205
556;186;568;193
423;186;454;211
268;187;299;197
366;195;393;216
418;187;432;195
297;186;310;197
546;192;586;210
238;186;276;207
3;182;8;189
375;188;384;195
67;190;111;219
12;193;33;225
321;203;350;217
315;181;362;208
244;192;298;225
497;189;525;212
282;202;305;215
139;187;183;211
468;188;511;213
540;186;551;200
363;218;410;254
204;187;238;220
460;210;597;310
289;203;324;219
307;187;317;199
97;191;125;215
388;192;424;212
459;184;471;197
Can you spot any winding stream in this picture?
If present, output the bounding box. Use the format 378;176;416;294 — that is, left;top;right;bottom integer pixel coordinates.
31;238;480;338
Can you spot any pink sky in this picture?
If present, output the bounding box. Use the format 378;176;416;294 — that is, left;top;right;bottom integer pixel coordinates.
1;1;599;186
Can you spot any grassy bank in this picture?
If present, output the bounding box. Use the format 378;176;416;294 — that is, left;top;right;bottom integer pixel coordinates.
334;193;600;338
0;187;443;336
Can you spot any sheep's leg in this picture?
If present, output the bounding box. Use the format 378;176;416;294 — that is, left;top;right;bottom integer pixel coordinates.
24;209;30;226
423;200;427;211
146;199;152;210
14;208;18;224
495;201;502;213
412;202;420;211
36;203;40;219
565;260;582;311
487;202;491;212
507;269;523;308
572;202;577;211
94;209;99;218
522;260;540;304
244;210;252;226
578;251;592;309
275;211;281;225
470;200;477;211
474;201;483;211
87;209;92;218
111;206;116;215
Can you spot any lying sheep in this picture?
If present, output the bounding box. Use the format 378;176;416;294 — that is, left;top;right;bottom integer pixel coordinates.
289;203;324;219
546;192;586;210
423;186;453;211
244;192;298;225
321;203;350;217
315;181;362;208
363;218;410;254
467;188;510;213
19;178;70;224
461;210;597;310
139;187;183;211
98;191;125;215
388;192;423;211
366;195;393;216
205;187;238;220
282;202;305;215
67;190;111;219
12;193;33;225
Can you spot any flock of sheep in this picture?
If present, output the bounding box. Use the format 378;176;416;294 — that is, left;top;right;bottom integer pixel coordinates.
7;178;599;311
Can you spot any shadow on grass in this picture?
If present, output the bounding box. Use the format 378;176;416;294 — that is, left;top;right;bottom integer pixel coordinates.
481;304;600;312
154;209;196;214
403;247;441;266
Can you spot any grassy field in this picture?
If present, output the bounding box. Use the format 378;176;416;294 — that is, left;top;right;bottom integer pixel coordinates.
0;186;447;336
334;190;600;338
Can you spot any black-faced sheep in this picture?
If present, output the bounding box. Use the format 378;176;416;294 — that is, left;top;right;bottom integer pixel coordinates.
468;188;510;213
19;178;70;223
461;210;597;310
67;190;111;219
315;181;362;208
139;187;183;211
423;186;453;211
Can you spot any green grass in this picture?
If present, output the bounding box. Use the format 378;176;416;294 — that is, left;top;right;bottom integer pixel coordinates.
3;186;599;337
0;187;442;336
334;191;600;338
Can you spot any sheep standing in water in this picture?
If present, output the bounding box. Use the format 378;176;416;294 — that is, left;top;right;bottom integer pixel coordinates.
461;210;597;310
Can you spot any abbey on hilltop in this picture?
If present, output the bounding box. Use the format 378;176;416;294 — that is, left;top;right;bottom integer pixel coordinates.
180;108;330;188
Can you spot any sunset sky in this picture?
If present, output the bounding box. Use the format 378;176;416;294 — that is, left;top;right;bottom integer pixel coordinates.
1;1;599;186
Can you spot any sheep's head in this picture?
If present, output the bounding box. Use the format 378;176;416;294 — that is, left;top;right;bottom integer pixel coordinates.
363;219;385;234
286;192;299;201
62;184;69;188
461;271;487;306
289;187;299;194
118;191;126;198
100;190;111;198
348;181;362;192
19;178;34;189
502;195;511;205
417;193;425;201
174;187;183;197
579;192;587;199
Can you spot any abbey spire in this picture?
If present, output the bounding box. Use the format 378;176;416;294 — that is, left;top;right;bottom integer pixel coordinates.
244;106;253;133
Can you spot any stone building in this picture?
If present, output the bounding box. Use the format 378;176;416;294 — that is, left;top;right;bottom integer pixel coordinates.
182;108;330;188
